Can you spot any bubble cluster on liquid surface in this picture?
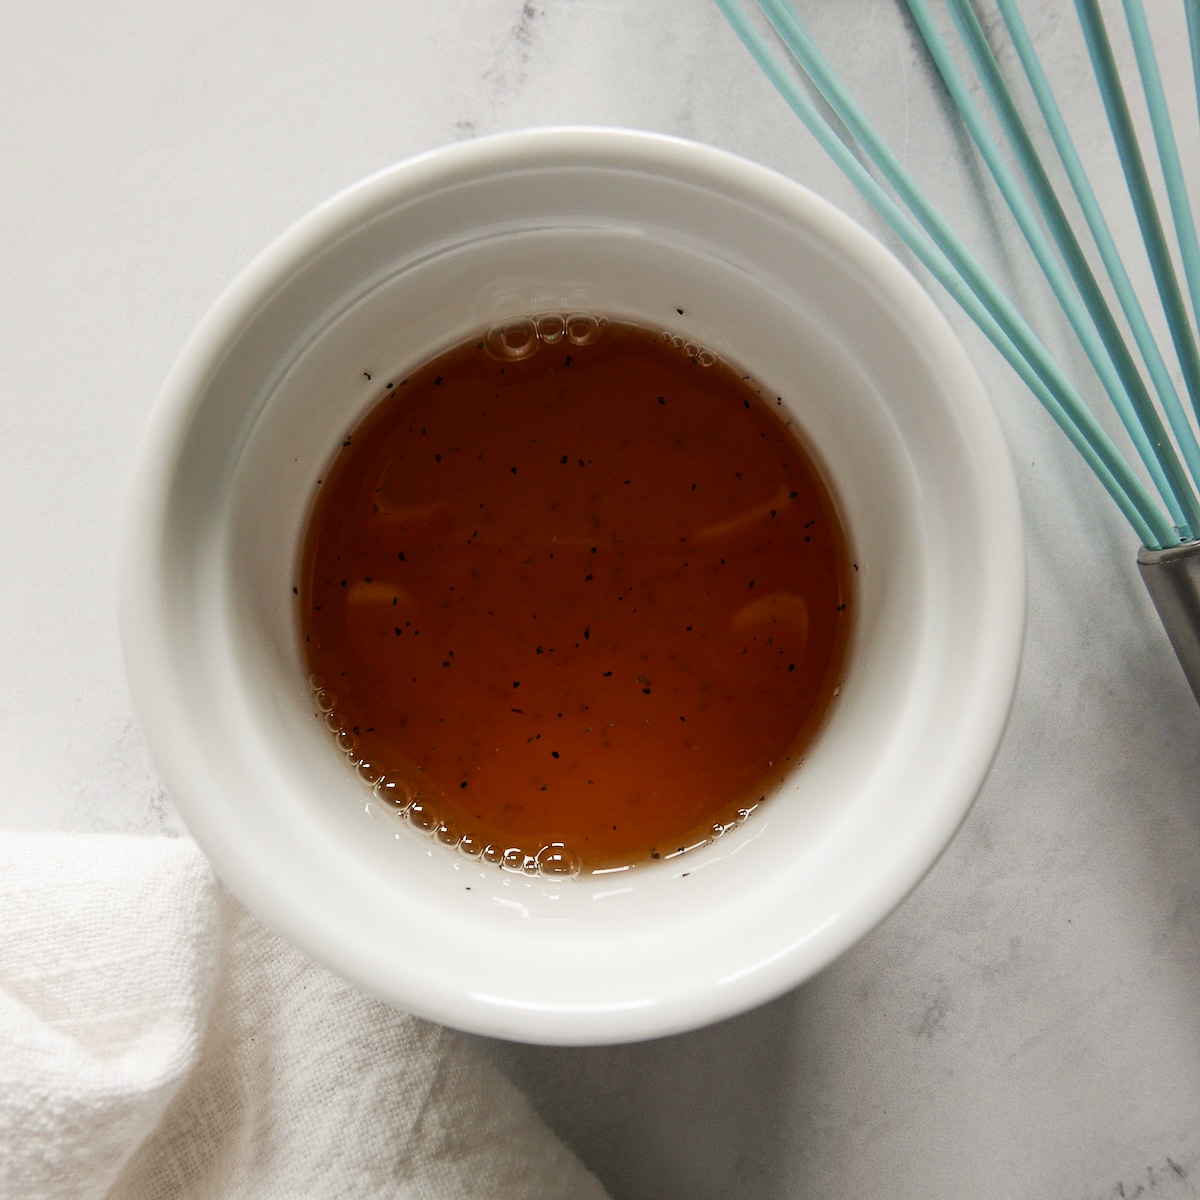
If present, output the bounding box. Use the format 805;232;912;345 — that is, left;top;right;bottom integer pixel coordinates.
308;675;764;877
484;311;608;361
657;329;718;368
482;311;718;371
311;676;583;880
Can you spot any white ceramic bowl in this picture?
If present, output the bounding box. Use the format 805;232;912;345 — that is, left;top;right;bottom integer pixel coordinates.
120;128;1024;1044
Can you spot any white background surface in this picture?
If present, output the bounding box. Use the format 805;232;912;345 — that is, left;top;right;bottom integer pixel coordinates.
3;2;1199;1197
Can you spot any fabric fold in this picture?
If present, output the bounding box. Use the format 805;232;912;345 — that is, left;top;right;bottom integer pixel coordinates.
0;832;608;1200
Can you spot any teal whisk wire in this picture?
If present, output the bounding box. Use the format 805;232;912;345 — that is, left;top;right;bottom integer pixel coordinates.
1073;0;1200;428
715;0;1162;546
1122;0;1200;375
1189;0;1200;135
991;0;1200;503
714;0;1175;548
716;0;1200;704
760;0;1184;547
910;0;1200;539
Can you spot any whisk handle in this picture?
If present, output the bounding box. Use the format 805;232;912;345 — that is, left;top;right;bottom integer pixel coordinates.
1138;540;1200;707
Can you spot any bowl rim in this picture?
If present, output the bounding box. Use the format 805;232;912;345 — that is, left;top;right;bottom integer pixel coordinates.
119;126;1025;1043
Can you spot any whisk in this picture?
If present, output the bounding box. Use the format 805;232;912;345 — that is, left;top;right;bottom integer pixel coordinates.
716;0;1200;705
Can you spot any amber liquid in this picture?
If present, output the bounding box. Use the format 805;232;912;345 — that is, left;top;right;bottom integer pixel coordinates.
300;319;852;872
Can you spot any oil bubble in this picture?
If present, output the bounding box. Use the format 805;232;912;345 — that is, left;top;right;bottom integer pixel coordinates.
325;711;345;734
356;760;383;786
308;674;326;691
485;318;539;361
314;689;336;713
374;774;413;811
658;329;717;367
435;820;463;848
407;797;440;836
335;729;359;755
500;846;527;872
566;313;602;346
457;833;485;860
482;843;505;865
536;842;581;880
535;313;566;344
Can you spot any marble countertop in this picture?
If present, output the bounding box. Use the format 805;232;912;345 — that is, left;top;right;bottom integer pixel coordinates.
3;1;1198;1196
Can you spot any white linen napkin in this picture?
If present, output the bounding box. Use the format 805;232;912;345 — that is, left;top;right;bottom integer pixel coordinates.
0;831;610;1200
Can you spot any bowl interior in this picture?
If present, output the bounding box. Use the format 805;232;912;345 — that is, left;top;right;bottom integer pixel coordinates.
124;130;1023;1043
